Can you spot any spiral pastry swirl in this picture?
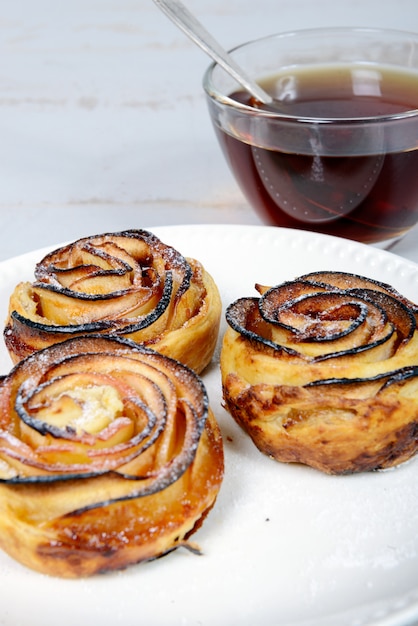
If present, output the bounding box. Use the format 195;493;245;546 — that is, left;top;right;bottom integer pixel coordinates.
0;335;224;578
221;271;418;474
4;229;221;373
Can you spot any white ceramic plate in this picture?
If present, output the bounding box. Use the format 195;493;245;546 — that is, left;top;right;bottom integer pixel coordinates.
0;224;418;626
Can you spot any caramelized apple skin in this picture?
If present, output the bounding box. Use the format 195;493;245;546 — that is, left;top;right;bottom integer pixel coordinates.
221;271;418;474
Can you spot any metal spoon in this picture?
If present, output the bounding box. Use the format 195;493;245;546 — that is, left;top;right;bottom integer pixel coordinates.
152;0;273;105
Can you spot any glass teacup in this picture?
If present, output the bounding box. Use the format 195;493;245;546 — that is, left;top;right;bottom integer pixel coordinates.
203;27;418;246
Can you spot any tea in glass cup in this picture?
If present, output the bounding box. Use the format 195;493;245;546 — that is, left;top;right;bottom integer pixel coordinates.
203;28;418;245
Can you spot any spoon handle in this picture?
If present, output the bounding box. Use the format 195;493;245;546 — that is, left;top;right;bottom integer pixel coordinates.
152;0;272;104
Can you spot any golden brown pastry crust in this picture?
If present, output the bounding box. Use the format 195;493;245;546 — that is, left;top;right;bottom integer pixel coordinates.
221;271;418;475
4;230;221;374
0;335;224;578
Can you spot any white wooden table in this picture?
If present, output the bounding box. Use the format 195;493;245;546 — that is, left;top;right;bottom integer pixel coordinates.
0;0;417;262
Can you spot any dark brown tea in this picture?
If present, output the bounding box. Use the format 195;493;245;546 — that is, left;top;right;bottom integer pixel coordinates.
215;65;418;243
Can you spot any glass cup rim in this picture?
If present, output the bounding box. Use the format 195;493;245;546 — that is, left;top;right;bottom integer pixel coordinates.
202;26;418;125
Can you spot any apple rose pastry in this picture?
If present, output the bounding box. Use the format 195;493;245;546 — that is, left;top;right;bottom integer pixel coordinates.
4;229;221;373
221;270;418;475
0;335;224;578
